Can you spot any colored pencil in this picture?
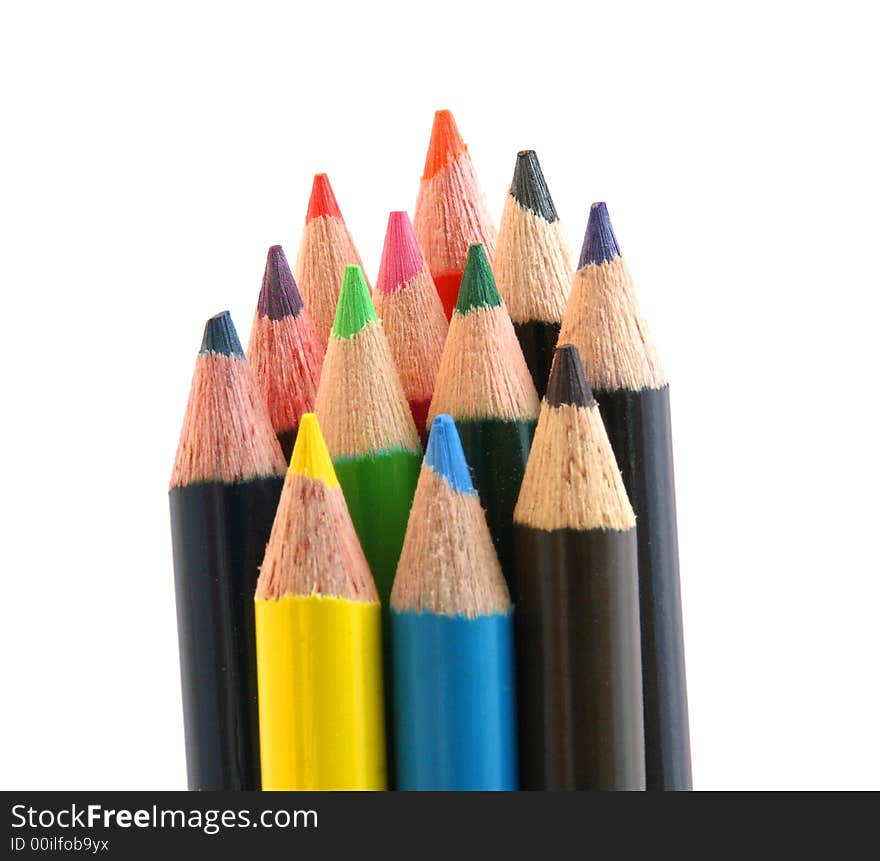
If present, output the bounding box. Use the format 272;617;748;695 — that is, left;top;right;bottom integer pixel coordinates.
169;311;286;790
294;173;367;345
391;414;517;790
413;110;496;320
247;245;324;462
514;344;645;790
428;243;539;592
374;210;448;446
494;150;572;398
255;414;386;790
314;264;422;609
558;202;691;790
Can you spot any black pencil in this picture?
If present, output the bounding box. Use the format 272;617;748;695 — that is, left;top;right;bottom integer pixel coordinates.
514;344;645;790
558;203;691;790
494;150;572;398
169;311;287;790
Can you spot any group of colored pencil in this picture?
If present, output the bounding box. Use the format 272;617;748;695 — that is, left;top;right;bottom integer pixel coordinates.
169;110;691;791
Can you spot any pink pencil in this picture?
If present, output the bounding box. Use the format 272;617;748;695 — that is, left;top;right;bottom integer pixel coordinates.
374;212;448;446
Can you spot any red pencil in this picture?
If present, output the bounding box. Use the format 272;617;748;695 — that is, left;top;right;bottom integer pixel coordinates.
294;173;367;345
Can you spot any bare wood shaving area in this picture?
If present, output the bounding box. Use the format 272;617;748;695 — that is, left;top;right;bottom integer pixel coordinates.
514;402;636;532
247;312;324;434
255;474;376;603
374;266;448;403
170;353;286;488
294;215;365;344
494;196;572;324
414;158;497;274
559;257;666;392
315;320;421;458
391;467;510;618
429;306;539;422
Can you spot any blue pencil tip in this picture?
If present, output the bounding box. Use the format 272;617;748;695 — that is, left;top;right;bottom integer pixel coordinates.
424;415;476;495
199;311;244;357
579;202;621;268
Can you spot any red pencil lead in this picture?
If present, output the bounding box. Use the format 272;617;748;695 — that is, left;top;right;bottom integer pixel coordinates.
305;173;343;222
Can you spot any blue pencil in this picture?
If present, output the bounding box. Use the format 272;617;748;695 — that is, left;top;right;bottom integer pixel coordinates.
390;414;518;790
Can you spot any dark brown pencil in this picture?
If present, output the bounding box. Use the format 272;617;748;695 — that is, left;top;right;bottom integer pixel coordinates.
514;344;645;790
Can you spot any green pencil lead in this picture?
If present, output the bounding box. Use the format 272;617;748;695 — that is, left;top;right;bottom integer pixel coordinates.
331;265;378;339
454;244;502;315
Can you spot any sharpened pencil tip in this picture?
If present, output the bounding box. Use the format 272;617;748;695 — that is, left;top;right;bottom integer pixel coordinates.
288;413;340;487
422;109;467;180
454;244;502;315
258;245;304;321
511;150;558;222
424;414;476;495
579;202;621;268
199;311;245;358
306;173;343;222
546;344;596;408
376;211;424;296
331;265;378;339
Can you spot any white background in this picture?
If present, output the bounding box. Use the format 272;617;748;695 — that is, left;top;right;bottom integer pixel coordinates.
1;1;878;790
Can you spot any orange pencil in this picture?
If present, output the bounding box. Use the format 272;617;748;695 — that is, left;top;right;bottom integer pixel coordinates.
413;110;496;320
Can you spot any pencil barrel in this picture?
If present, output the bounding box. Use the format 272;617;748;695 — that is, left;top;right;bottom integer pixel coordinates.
169;477;283;790
333;450;421;607
392;610;518;790
276;428;297;464
596;385;691;791
255;595;386;790
455;418;536;592
514;526;645;790
513;321;560;400
407;397;431;450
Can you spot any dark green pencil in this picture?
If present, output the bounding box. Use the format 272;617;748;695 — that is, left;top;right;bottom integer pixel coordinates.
428;244;540;593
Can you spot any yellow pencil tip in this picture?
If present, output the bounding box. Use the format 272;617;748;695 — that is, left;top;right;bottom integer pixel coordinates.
289;414;340;488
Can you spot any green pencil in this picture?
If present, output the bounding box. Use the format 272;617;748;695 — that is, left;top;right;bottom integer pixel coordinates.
428;244;539;592
315;265;422;608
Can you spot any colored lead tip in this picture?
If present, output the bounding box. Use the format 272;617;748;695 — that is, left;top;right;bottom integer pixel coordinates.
331;265;378;339
306;173;343;222
199;311;244;357
455;244;502;315
511;150;558;222
376;211;424;296
258;245;304;320
546;344;596;409
422;109;467;180
425;414;476;495
579;202;621;268
289;414;340;487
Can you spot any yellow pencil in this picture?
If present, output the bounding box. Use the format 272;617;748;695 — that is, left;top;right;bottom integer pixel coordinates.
255;414;386;790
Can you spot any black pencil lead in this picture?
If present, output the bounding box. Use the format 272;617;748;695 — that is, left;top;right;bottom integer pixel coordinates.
200;311;245;357
511;150;558;223
546;344;596;409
